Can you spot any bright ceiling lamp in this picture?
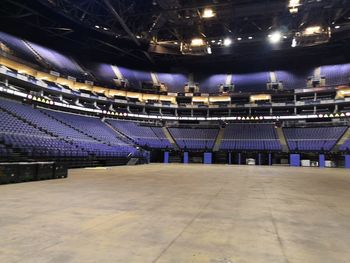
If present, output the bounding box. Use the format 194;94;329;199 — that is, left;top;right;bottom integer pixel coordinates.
303;26;322;35
202;8;215;18
288;0;301;13
268;31;282;44
191;38;205;46
223;38;232;46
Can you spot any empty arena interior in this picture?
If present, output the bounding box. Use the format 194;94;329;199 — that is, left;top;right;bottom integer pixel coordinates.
1;0;350;262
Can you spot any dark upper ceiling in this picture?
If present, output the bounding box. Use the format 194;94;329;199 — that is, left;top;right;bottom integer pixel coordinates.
0;0;350;73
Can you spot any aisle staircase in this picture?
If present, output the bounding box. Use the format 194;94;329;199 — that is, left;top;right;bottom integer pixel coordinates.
162;127;179;150
276;127;289;152
213;127;225;152
333;127;350;151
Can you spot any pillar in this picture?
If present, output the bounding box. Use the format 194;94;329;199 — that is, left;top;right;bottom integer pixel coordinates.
319;154;325;168
290;154;300;167
183;152;189;164
204;152;212;164
228;152;232;165
345;155;350;169
268;153;272;166
164;151;169;164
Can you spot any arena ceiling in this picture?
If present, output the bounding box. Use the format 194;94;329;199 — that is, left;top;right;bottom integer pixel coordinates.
1;0;350;72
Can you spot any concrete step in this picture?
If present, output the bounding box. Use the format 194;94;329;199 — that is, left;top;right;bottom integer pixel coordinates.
213;127;225;152
162;127;179;150
276;127;289;152
333;127;350;151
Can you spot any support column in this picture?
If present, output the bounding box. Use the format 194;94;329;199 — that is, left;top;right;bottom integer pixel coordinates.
290;154;300;167
258;153;262;165
319;154;325;168
183;152;189;164
228;152;232;165
268;153;272;166
164;151;169;164
204;152;212;164
345;155;350;169
238;153;241;165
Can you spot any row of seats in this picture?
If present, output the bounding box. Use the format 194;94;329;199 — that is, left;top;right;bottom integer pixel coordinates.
0;97;349;155
0;98;141;158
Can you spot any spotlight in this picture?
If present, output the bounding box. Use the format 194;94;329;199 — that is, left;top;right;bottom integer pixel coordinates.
191;38;205;46
202;8;215;18
223;38;232;46
291;37;297;47
269;31;282;44
207;46;212;54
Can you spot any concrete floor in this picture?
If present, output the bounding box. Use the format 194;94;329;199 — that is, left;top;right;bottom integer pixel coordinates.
1;164;350;263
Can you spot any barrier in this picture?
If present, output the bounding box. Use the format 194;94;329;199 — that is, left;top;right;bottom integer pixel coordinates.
0;162;68;185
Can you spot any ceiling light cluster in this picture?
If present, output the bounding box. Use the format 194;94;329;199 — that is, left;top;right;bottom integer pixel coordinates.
288;0;301;14
202;8;216;19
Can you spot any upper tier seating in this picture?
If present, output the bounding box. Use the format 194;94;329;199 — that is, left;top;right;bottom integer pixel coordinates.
157;73;188;92
0;32;37;64
233;72;269;92
197;74;227;93
168;128;219;150
320;64;350;86
275;70;311;90
283;126;347;151
28;42;86;79
106;119;172;148
220;124;281;151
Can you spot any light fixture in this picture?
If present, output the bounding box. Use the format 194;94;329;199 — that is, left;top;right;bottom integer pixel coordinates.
291;37;297;47
223;38;232;46
248;36;253;40
211;40;216;43
335;25;340;29
191;38;205;46
202;8;215;18
94;25;100;29
207;46;212;54
237;37;242;41
303;26;321;35
136;35;141;39
288;0;301;14
269;31;282;44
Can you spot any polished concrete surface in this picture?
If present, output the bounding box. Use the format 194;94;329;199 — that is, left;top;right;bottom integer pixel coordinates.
1;164;350;263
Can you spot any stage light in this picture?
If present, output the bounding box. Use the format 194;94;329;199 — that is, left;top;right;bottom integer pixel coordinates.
202;8;215;18
248;36;253;40
94;25;100;29
335;25;340;29
291;37;297;47
303;26;321;35
269;31;282;44
207;46;212;54
223;38;232;46
191;38;205;46
211;40;216;43
289;0;300;13
237;37;242;41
